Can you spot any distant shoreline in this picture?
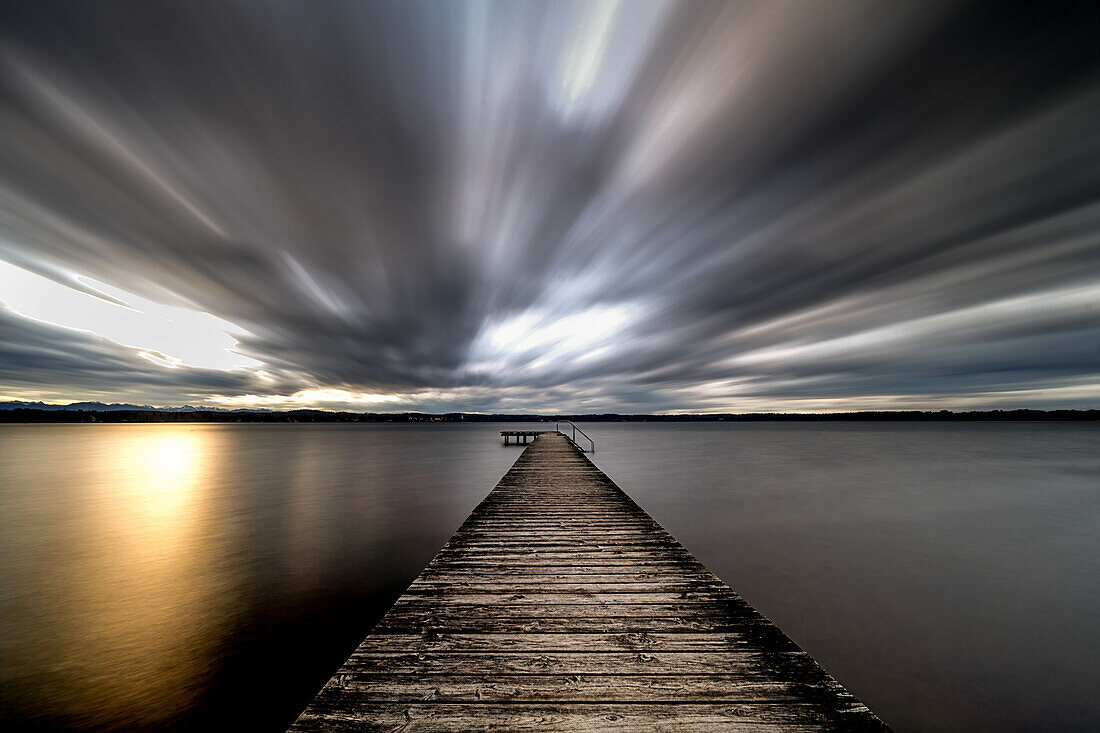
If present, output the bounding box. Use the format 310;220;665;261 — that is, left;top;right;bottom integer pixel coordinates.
0;408;1096;423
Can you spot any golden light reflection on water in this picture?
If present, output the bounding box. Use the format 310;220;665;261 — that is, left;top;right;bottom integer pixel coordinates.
111;429;203;524
1;425;230;729
0;422;530;730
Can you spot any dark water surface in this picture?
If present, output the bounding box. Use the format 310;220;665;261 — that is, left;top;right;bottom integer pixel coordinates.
0;422;1097;731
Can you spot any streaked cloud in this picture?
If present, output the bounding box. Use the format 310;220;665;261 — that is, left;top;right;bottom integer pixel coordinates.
0;0;1096;412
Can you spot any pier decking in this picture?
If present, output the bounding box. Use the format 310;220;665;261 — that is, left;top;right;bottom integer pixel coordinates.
290;432;888;731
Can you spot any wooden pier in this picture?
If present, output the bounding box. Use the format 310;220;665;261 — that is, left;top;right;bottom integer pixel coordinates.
290;432;888;731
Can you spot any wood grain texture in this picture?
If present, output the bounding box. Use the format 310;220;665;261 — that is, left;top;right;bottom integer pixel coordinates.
289;432;889;731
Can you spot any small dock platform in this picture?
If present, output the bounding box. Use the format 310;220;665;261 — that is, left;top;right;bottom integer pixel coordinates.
290;432;888;731
500;429;548;446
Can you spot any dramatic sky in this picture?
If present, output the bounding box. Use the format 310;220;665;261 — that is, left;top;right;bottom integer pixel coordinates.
0;1;1097;412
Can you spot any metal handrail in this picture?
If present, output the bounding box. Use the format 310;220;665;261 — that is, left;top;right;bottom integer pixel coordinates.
555;420;594;452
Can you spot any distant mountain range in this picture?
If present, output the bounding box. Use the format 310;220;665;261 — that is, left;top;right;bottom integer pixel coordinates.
0;400;269;413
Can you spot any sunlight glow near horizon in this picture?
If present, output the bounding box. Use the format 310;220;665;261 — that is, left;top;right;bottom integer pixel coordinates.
0;259;258;371
210;388;402;409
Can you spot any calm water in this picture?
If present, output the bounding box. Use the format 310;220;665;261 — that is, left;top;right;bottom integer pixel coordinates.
0;422;1097;731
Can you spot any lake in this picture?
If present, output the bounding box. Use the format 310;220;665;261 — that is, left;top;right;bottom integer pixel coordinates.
1;422;1097;731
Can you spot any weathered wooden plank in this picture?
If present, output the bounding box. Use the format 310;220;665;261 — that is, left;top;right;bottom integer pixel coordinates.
452;522;667;530
371;616;756;634
409;581;726;589
292;702;885;732
382;603;755;620
331;674;803;699
430;550;698;562
324;674;852;702
343;651;808;675
405;582;729;594
447;538;676;546
448;535;680;544
289;432;889;731
463;514;652;519
388;593;741;606
356;633;764;653
422;563;709;572
415;571;719;583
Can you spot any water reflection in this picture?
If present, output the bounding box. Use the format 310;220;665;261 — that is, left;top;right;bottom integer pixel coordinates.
1;426;225;728
109;430;206;523
84;429;221;727
0;423;527;731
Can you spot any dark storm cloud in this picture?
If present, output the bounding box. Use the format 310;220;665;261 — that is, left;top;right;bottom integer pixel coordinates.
0;0;1097;411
